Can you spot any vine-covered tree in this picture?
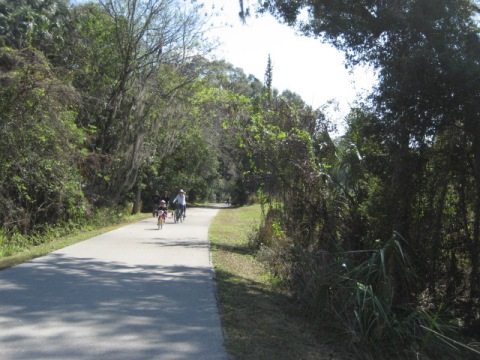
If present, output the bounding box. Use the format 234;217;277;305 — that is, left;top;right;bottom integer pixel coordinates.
0;48;85;234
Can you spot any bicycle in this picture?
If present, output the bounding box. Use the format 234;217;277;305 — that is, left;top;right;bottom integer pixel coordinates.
173;203;185;223
157;210;167;229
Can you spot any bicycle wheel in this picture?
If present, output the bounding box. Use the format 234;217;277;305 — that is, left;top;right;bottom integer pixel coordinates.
157;217;162;230
175;206;183;223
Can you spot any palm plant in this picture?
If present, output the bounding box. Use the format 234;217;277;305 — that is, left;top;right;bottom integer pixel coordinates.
329;234;463;359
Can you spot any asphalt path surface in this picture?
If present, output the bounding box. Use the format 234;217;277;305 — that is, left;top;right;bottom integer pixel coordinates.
0;206;228;360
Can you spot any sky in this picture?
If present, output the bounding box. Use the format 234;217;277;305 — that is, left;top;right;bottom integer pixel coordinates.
202;0;377;132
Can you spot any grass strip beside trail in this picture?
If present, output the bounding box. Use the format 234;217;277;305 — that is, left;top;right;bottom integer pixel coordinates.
0;213;149;270
209;204;343;360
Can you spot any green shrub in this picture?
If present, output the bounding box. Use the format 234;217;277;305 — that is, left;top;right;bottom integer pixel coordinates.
255;218;470;359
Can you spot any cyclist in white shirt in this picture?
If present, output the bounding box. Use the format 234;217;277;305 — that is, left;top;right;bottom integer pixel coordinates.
173;189;187;217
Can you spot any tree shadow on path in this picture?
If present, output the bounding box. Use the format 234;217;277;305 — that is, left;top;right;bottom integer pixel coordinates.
0;253;225;360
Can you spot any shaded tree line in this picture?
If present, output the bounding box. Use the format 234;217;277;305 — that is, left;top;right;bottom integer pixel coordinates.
234;0;480;358
0;0;271;246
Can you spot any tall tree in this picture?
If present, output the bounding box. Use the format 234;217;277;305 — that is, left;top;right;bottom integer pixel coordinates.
264;53;273;100
66;0;213;206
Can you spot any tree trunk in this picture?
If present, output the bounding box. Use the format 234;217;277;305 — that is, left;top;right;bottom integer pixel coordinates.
468;120;480;300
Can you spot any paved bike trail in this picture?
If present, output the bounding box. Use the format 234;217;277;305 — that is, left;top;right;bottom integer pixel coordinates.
0;207;228;360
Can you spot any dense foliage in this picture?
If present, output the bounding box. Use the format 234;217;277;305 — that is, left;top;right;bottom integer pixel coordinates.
234;0;480;358
0;0;262;242
1;0;480;358
0;48;85;235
